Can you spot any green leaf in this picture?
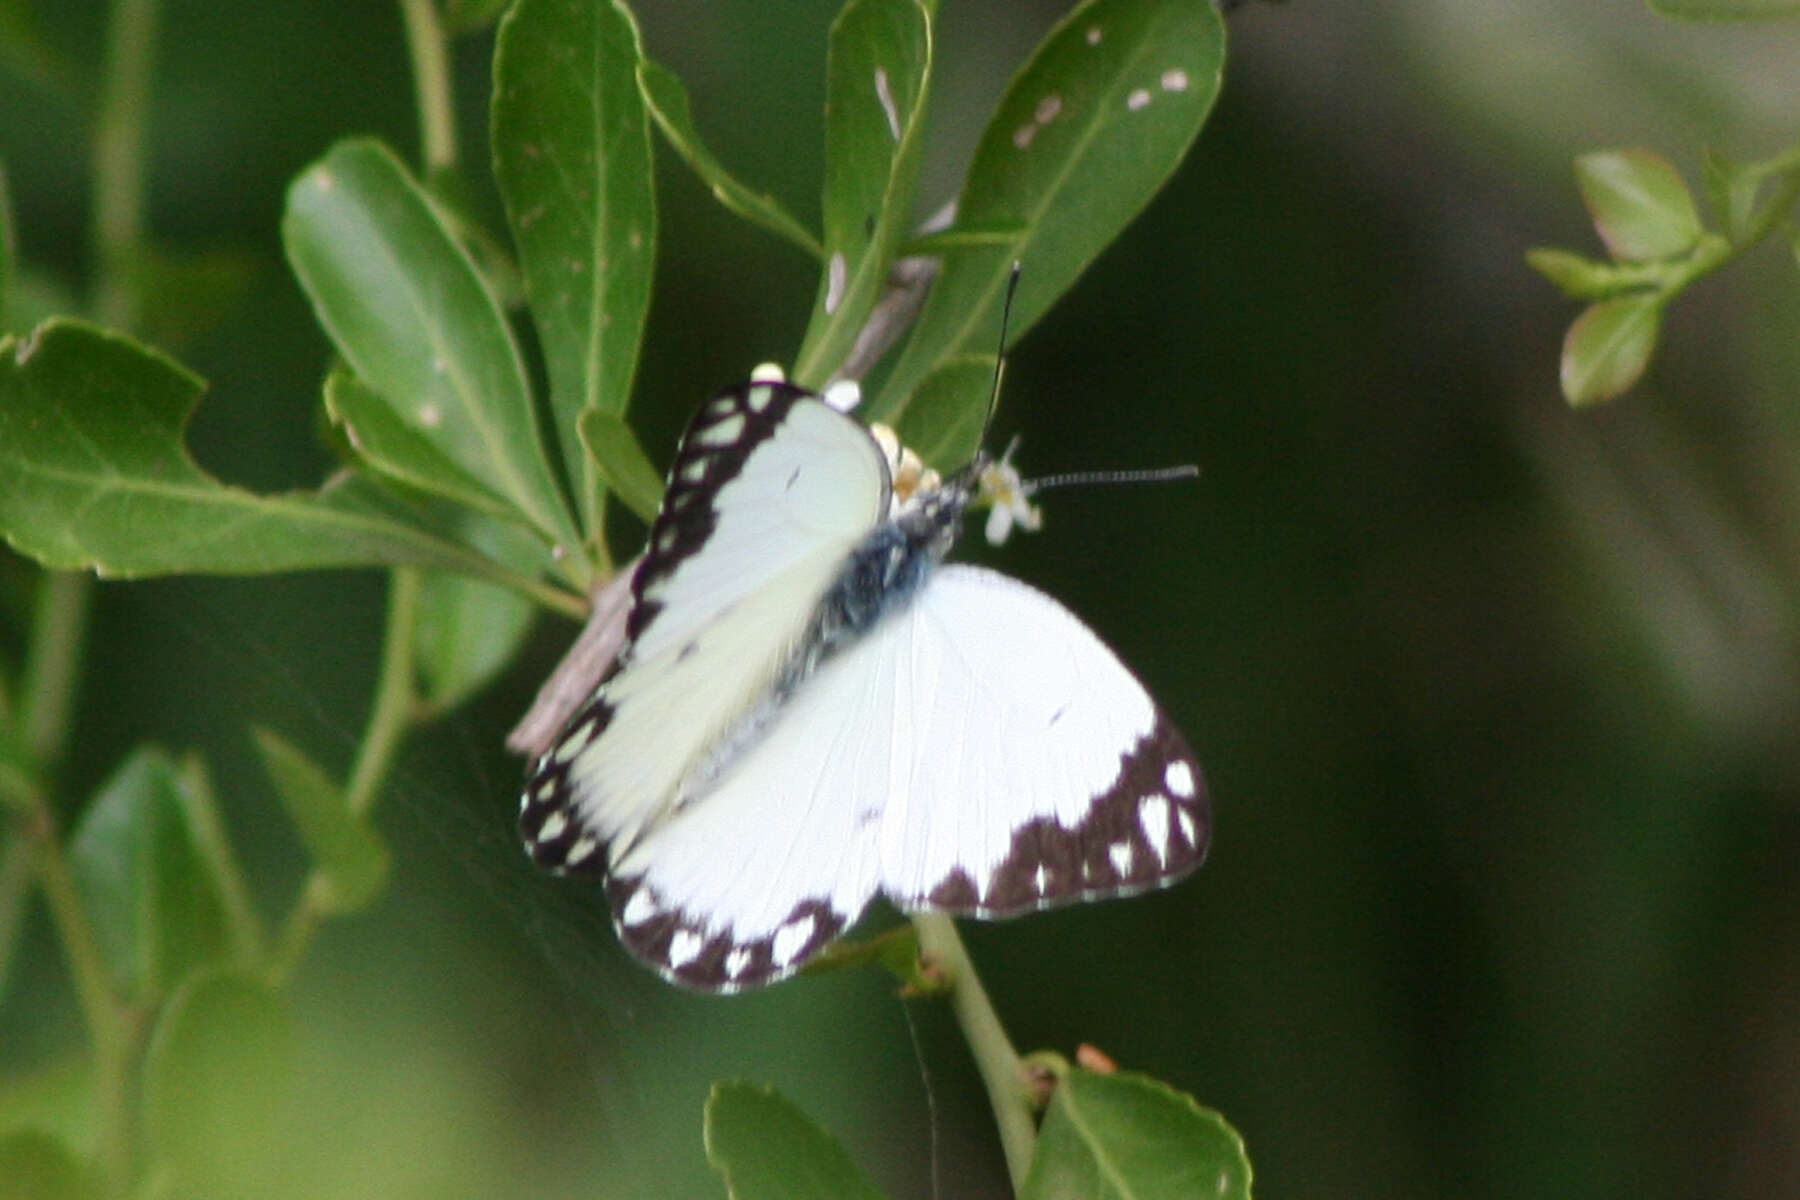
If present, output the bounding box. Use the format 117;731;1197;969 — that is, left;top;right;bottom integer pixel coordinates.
638;59;824;259
0;320;524;581
494;0;656;535
704;1081;890;1200
872;0;1224;427
1701;147;1763;244
325;369;517;521
142;970;294;1196
1022;1070;1253;1200
1560;293;1663;406
577;409;664;524
68;747;231;1001
283;139;582;561
415;571;538;715
1649;0;1800;17
1574;150;1703;262
251;728;389;915
0;1131;95;1200
170;755;266;963
893;355;995;468
412;515;542;713
791;0;932;386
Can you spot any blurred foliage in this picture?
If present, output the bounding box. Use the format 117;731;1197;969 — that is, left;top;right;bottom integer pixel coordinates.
1;1;1799;1199
1529;144;1800;404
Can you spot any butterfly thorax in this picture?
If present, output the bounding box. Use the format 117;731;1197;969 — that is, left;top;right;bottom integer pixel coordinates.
807;474;972;662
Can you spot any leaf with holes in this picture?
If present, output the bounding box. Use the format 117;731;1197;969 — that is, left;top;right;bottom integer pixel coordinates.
872;0;1224;430
1023;1069;1252;1200
494;0;655;534
790;0;932;386
0;321;524;581
284;139;582;562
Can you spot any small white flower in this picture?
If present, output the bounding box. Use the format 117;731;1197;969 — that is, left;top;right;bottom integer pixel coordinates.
978;453;1042;547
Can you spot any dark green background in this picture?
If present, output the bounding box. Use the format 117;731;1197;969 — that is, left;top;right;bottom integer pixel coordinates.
5;2;1800;1196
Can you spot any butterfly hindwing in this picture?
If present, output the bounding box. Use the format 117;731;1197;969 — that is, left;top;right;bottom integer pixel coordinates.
876;566;1209;914
521;381;891;876
600;564;1208;991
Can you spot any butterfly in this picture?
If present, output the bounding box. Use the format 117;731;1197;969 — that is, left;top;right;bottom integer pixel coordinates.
519;365;1209;992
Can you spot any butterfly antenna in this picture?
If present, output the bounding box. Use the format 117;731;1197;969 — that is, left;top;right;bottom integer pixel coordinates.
1023;464;1201;495
979;262;1024;444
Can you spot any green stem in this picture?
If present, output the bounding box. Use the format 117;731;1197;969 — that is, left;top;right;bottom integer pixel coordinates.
174;755;267;963
19;571;92;768
912;912;1037;1192
0;831;33;1002
89;0;159;330
265;876;334;989
398;0;458;176
346;567;423;818
29;802;134;1192
1744;141;1800;184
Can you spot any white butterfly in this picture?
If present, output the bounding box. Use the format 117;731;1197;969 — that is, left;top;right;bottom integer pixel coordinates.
520;367;1209;991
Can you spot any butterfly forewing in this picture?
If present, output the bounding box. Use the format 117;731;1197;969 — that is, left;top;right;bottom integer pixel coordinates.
521;381;891;875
